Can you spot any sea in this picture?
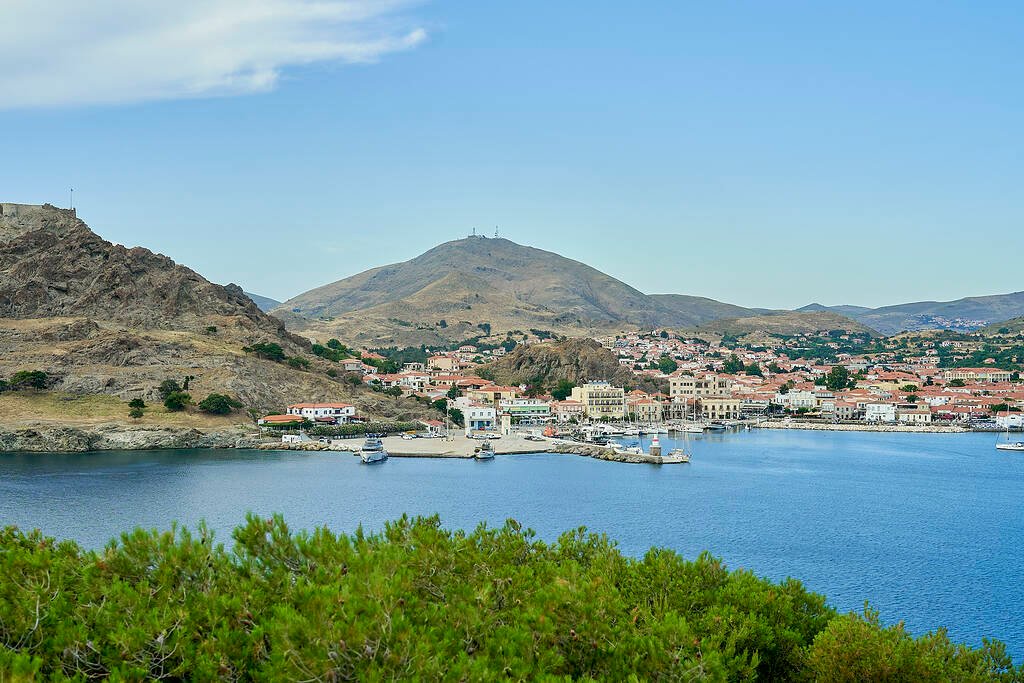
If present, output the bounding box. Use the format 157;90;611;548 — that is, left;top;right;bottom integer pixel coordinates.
1;428;1021;656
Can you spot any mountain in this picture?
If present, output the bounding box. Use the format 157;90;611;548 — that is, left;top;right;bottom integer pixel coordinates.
796;295;1024;335
275;236;758;345
244;292;281;312
693;310;878;338
0;203;421;427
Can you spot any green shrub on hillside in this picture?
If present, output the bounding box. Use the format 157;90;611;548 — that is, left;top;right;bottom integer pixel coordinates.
197;393;243;415
0;517;1015;681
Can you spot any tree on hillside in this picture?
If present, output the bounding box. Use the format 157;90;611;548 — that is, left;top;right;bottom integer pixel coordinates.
825;365;851;392
128;398;146;410
949;378;966;387
447;408;464;427
446;386;461;400
658;355;678;374
8;370;48;390
723;355;744;374
551;379;575;401
158;379;182;399
198;393;243;415
163;391;192;412
745;362;763;377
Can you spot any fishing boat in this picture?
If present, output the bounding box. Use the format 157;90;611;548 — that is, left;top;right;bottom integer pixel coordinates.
359;434;388;464
474;440;495;459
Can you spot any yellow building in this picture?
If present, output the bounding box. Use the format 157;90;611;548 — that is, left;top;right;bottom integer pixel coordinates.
571;381;626;420
669;373;733;400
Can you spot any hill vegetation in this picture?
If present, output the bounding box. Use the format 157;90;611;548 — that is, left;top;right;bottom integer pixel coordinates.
0;204;424;427
477;338;666;395
0;515;1016;681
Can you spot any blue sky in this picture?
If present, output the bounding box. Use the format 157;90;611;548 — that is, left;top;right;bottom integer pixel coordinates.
2;1;1022;309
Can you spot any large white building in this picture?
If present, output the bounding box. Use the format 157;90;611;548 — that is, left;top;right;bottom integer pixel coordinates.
865;402;896;423
286;403;356;423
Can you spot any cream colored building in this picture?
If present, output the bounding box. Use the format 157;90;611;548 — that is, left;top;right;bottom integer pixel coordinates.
571;381;626;420
627;398;663;423
699;396;742;420
670;373;733;400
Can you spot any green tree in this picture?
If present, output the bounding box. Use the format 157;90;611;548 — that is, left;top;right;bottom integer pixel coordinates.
243;342;286;362
949;378;966;387
447;408;464;426
446;385;462;400
384;386;403;398
722;354;744;373
657;355;678;374
158;379;182;399
8;370;48;390
824;365;851;392
900;384;919;393
745;362;763;377
128;406;144;419
767;362;784;374
163;391;192;412
128;398;146;410
551;379;575;401
198;393;243;415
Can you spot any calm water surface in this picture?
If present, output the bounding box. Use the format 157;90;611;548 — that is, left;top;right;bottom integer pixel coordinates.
2;429;1022;655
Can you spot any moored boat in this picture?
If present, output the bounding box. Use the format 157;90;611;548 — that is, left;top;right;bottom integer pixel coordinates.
475;441;495;459
995;442;1024;451
360;434;388;463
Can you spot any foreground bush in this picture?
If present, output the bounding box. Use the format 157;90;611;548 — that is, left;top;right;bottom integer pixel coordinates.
0;517;1017;681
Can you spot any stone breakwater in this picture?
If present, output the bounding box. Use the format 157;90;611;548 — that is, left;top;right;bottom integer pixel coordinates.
755;421;968;433
0;424;262;452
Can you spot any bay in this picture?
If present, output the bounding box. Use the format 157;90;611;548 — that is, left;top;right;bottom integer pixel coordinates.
1;429;1022;656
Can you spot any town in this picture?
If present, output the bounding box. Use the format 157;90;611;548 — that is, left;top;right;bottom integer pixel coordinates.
259;326;1024;436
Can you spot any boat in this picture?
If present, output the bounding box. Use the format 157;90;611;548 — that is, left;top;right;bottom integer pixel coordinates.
996;422;1024;451
679;424;704;434
704;422;726;432
359;434;388;464
475;440;495;459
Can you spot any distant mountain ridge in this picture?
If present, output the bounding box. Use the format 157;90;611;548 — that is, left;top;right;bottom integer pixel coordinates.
798;293;1024;335
275;236;870;344
244;292;281;312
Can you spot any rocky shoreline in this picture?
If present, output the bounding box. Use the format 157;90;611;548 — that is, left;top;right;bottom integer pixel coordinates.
0;424;263;452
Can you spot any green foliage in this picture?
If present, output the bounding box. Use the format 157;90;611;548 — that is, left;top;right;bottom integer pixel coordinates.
204;325;217;335
551;379;575;401
384;386;403;398
767;362;784;374
243;342;286;362
446;385;462;400
287;356;311;370
825;365;851;392
477;322;492;336
0;379;7;392
158;379;182;399
657;354;678;374
723;354;744;373
949;378;966;387
901;384;919;393
197;393;243;415
128;406;144;419
431;398;448;413
163;391;191;412
1;516;1003;682
745;362;763;377
448;408;464;427
306;421;422;437
128;398;146;409
8;370;49;390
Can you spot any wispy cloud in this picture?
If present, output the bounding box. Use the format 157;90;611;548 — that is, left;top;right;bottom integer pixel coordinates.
0;0;427;109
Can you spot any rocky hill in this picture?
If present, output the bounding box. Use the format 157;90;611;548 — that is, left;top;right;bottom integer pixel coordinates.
692;310;878;338
477;338;665;394
274;236;760;345
244;292;281;312
0;203;424;427
797;293;1024;335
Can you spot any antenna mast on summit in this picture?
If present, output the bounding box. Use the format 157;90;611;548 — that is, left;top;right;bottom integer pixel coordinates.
494;226;499;238
70;188;74;210
471;227;476;237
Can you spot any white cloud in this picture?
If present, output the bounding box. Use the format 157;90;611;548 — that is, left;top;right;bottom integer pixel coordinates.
0;0;427;109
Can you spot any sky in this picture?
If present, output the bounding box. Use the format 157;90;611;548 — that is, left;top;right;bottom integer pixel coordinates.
2;0;1022;309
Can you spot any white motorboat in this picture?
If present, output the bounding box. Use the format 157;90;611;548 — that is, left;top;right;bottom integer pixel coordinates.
360;435;388;463
475;440;495;459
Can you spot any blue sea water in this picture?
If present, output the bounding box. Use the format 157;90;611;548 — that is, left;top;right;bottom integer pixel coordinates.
1;429;1022;656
